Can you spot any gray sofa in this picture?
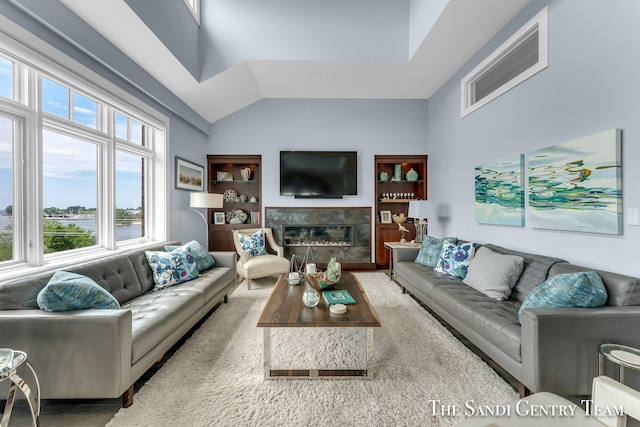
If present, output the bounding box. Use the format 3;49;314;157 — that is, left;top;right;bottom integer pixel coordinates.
0;241;237;407
393;242;640;397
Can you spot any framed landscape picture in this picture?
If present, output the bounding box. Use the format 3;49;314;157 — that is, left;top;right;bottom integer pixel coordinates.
175;156;204;191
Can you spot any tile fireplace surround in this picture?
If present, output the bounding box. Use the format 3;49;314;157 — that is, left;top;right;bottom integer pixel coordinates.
265;207;372;267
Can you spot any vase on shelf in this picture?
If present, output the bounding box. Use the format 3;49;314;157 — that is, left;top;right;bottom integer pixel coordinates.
394;164;402;181
240;168;251;181
379;171;388;181
406;168;418;182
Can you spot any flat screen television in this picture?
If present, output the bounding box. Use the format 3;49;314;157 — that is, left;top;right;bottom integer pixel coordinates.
280;151;357;198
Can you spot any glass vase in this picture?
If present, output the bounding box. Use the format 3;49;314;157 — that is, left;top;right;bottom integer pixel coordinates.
302;288;320;308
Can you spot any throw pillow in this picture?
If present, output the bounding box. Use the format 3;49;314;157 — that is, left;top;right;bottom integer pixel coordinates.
463;246;525;300
145;247;199;290
518;271;608;323
238;229;268;257
414;236;458;267
37;271;120;312
165;240;215;272
434;241;477;279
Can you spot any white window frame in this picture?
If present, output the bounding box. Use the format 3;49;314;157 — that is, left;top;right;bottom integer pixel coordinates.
461;6;549;117
0;20;169;281
183;0;201;25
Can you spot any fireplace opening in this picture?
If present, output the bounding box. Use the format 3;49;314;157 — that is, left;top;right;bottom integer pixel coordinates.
283;225;353;247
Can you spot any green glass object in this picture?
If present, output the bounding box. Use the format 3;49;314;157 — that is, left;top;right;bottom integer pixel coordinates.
394;164;402;180
406;168;418;181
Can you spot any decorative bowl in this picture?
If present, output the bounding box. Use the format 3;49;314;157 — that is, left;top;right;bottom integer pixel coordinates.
307;271;341;291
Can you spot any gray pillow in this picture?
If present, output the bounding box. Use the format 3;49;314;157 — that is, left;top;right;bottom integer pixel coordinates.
463;246;524;300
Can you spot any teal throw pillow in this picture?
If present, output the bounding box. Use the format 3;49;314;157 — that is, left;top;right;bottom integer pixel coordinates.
414;236;457;267
165;240;215;272
37;271;120;312
518;271;608;323
434;241;477;279
238;229;268;257
145;247;199;290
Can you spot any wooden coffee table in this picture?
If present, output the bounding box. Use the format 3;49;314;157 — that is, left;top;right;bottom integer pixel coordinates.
257;272;381;379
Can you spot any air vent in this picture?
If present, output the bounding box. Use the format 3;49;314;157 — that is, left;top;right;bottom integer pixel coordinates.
461;6;548;117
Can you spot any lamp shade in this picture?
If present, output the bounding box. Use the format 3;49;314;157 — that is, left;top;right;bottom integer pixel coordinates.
190;192;224;209
408;200;430;220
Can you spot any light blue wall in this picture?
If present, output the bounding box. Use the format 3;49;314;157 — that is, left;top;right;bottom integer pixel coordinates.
426;0;640;275
209;98;429;261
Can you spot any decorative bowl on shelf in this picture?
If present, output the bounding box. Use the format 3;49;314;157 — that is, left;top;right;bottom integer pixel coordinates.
393;213;407;224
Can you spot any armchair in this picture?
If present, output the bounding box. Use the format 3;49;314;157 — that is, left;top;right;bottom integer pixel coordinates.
232;228;290;290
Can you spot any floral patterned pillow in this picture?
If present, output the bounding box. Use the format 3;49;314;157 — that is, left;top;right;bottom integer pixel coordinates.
435;241;477;279
238;229;268;257
165;240;215;272
145;247;199;290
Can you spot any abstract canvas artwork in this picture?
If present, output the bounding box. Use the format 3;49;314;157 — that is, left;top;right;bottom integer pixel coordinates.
528;129;622;235
475;154;525;227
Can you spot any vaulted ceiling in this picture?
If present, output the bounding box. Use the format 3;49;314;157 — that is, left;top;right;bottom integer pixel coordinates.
60;0;530;123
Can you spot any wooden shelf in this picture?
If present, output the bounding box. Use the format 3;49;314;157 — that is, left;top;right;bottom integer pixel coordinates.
374;154;427;267
207;154;262;251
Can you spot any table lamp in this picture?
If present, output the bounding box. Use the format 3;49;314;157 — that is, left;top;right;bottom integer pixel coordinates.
408;200;429;243
190;192;224;247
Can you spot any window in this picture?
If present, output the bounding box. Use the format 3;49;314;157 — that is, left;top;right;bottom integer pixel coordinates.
42;130;98;253
0;32;168;279
0;56;12;100
0;115;14;262
461;6;548;117
183;0;200;25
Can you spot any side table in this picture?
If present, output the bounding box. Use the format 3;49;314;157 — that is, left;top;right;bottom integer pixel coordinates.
383;241;421;281
1;350;40;427
598;343;640;384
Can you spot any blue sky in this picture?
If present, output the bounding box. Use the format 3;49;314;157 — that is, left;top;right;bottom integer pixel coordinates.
0;73;143;211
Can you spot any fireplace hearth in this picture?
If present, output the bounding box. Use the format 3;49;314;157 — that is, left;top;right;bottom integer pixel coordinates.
266;207;371;266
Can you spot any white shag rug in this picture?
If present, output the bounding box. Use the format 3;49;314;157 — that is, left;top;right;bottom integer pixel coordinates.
106;273;518;427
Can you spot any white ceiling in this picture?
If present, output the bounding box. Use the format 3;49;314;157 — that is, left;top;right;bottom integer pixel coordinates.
60;0;530;123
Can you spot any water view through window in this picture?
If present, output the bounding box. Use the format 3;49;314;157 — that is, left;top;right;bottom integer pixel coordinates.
0;116;14;262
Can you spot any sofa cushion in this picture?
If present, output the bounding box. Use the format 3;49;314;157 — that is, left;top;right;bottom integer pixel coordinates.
238;229;268;257
165;240;215;272
37;271;121;312
463;246;524;300
414;236;457;267
518;271;608;323
431;284;522;361
145;247;199;290
122;287;204;364
435;241;477;279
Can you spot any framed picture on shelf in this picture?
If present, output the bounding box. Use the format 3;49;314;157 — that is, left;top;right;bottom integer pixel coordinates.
217;171;234;181
380;210;392;224
213;212;225;225
175;157;204;191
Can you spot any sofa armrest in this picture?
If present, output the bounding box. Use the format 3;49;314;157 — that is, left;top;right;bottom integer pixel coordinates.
210;251;238;270
0;309;132;399
395;247;420;262
521;306;640;395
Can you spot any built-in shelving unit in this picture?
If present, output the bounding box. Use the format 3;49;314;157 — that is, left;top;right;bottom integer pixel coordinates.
206;154;262;252
374;154;428;267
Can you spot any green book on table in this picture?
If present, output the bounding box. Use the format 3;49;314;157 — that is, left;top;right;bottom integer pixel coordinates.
322;289;356;305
